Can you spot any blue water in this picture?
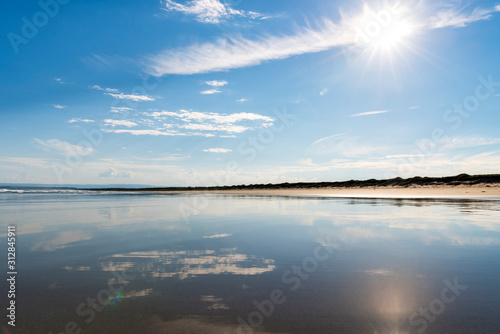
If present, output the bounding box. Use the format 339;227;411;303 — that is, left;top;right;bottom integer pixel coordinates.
1;192;499;333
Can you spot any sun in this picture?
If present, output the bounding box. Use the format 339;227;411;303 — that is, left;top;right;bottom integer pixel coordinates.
347;3;418;55
371;19;415;52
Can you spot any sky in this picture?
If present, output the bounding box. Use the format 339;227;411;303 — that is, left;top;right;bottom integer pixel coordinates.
1;0;500;186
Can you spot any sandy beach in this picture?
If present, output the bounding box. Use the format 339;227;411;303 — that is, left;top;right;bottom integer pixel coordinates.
159;184;500;199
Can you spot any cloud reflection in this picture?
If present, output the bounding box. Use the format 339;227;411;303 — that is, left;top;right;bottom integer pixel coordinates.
101;248;275;280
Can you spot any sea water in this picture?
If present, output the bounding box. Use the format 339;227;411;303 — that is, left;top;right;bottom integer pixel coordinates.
1;192;499;333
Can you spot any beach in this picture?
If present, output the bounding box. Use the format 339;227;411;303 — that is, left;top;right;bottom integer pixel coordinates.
149;184;500;199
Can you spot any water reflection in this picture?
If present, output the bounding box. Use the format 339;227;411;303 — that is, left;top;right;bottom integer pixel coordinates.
1;193;500;333
101;248;276;280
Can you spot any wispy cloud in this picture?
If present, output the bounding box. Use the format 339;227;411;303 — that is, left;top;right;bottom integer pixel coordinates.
90;85;154;102
106;92;155;102
285;150;500;178
179;123;248;133
237;98;249;103
427;3;500;29
308;134;383;157
146;2;500;76
90;85;120;93
149;109;273;124
200;89;221;95
146;19;351;76
54;78;68;84
0;157;52;167
53;104;67;109
351;110;389;117
163;0;265;24
205;80;228;87
442;136;500;149
110;107;134;113
203;233;232;238
102;129;215;137
68;118;95;123
201;80;227;94
130;154;190;162
99;168;133;178
104;119;138;128
385;154;425;159
203;148;232;153
34;138;94;156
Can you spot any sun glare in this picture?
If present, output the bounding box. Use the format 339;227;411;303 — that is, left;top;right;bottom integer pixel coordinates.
347;3;418;56
343;3;422;77
371;19;415;51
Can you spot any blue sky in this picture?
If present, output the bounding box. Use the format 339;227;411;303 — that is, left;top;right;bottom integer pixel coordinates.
1;0;500;186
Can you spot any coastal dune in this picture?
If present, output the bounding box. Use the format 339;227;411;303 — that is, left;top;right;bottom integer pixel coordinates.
189;184;500;198
113;174;500;199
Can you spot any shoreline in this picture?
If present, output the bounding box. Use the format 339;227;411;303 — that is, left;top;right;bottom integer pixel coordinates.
135;184;500;199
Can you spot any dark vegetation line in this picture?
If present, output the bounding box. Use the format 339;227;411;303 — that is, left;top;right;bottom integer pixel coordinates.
91;173;500;192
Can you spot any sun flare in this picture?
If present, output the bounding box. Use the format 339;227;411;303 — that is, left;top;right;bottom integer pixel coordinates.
348;4;418;56
371;19;415;51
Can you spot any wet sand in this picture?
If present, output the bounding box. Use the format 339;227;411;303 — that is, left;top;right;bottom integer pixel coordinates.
157;184;500;199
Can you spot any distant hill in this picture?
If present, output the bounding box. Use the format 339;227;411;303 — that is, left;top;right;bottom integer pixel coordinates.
89;173;500;192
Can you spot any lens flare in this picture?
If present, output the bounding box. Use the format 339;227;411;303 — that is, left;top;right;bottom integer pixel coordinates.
107;292;124;308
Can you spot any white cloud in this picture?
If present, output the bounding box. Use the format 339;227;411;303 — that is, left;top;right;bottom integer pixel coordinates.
53;104;66;109
163;0;265;24
351;110;389;117
236;98;249;103
34;138;94;156
205;80;228;87
427;4;500;29
102;129;214;137
0;157;51;167
202;148;232;153
54;78;68;84
91;85;154;101
203;233;232;238
106;92;154;102
104;119;138;128
110;107;134;113
200;89;221;95
99;168;133;178
179;123;248;133
90;84;104;91
149;110;273;124
90;85;119;93
385;154;425;159
146;19;352;75
308;134;383;157
441;136;500;149
103;129;176;136
131;154;190;162
68;118;95;123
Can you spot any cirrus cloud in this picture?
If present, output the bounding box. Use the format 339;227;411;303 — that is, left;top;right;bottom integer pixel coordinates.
163;0;265;24
33;138;94;156
202;148;232;153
